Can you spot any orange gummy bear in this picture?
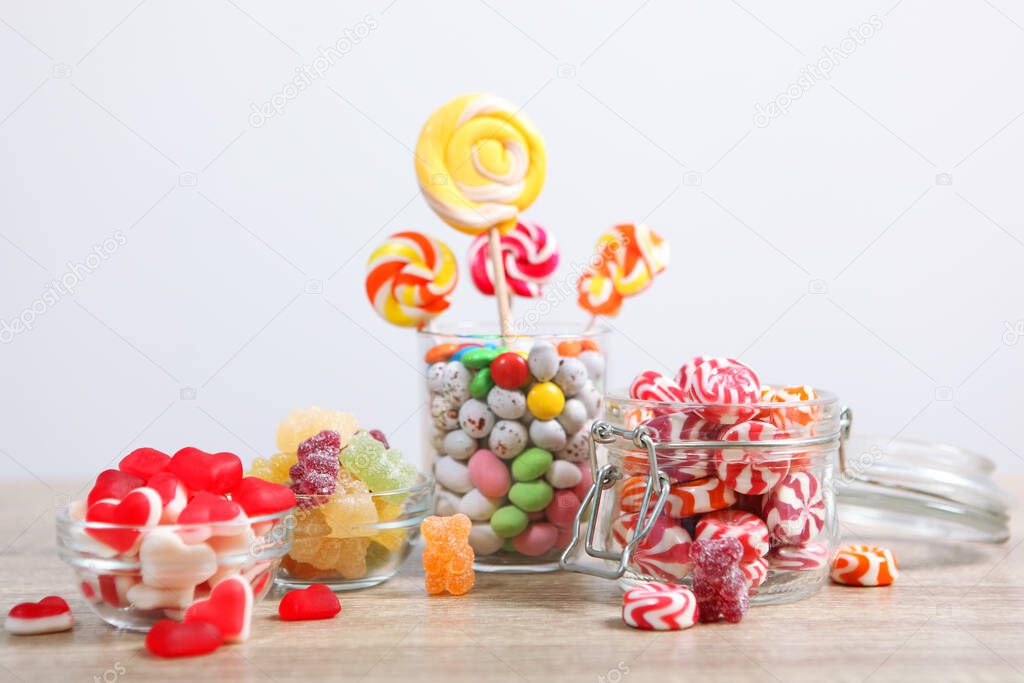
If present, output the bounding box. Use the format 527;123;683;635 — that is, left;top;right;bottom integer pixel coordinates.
421;514;475;596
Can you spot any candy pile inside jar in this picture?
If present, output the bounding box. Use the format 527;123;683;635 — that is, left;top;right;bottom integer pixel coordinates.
426;338;604;561
610;355;836;620
248;407;419;585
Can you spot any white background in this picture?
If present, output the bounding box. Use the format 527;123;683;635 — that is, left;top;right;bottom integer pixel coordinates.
1;0;1022;489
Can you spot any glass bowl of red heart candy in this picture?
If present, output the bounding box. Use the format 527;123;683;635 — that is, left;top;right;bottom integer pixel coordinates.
56;447;296;631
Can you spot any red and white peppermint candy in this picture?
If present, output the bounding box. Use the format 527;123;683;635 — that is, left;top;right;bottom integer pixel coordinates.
740;557;769;588
622;582;698;631
629;370;685;403
674;355;712;395
467;221;560;298
620;477;735;517
684;358;760;426
611;513;693;580
767;542;830;572
762;472;825;545
715;420;791;495
830;545;898;587
694;509;769;563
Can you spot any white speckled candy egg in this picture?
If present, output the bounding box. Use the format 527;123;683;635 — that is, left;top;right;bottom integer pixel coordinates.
442;362;472;404
578;350;605;381
554;357;588;397
430;395;459;430
443;429;478;460
435;455;473;493
469;522;505;555
488;420;529;460
457;488;502;521
486;386;527;420
435;489;463;516
458;399;496;439
430;427;447;451
545;460;583;489
555;424;591;463
529;419;567;451
557;399;588;434
578;381;604;418
527;342;559;382
427;362;447;393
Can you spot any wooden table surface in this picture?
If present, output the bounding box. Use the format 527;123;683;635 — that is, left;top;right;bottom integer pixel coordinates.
1;478;1021;683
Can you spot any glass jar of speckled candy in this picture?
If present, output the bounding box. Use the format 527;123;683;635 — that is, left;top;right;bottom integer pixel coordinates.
561;390;843;604
419;322;609;571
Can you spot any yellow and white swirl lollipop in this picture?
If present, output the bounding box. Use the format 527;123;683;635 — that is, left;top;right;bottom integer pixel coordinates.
415;93;547;235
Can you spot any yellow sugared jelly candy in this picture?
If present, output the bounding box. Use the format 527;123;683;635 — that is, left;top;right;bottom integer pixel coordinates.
275;407;360;454
247;452;296;484
527;381;565;421
374;496;403;522
322;494;378;538
369;527;407;553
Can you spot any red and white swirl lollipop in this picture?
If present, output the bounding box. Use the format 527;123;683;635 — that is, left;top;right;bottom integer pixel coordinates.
467;221;559;298
622;582;698;631
684;357;761;426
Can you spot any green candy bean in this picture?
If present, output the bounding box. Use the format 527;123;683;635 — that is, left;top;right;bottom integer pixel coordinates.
510;447;553;482
508;480;554;512
461;347;500;370
469;367;495;400
490;505;529;538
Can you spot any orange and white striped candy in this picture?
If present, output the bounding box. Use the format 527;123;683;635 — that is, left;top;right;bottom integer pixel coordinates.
365;231;458;328
759;385;819;432
830;545;898;587
619;476;735;517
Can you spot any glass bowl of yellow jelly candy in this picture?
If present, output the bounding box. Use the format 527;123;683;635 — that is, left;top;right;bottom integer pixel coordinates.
249;408;433;590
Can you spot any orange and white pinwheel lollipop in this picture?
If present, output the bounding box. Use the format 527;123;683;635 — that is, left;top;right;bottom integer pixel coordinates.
578;223;670;317
366;231;458;328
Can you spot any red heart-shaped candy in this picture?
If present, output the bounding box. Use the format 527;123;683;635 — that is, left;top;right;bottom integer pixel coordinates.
145;619;223;658
178;492;244;525
85;487;162;553
119;447;170;479
231;477;296;517
87;470;145;507
278;584;341;621
169;448;242;495
183;575;253;643
5;596;73;635
147;472;189;523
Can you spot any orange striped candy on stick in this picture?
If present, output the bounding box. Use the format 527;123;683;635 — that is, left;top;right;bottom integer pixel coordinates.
366;231;458;328
830;545;898;587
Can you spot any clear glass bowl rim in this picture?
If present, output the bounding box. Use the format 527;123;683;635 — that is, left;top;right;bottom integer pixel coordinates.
607;386;841;413
416;320;610;341
57;503;294;532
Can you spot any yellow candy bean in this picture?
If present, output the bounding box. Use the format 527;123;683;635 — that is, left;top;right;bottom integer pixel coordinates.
527;382;565;421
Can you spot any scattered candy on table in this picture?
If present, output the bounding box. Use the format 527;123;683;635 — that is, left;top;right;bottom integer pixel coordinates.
622;582;698;631
278;584;342;621
830;545;899;587
421;514;475;596
4;596;73;635
145;619;223;658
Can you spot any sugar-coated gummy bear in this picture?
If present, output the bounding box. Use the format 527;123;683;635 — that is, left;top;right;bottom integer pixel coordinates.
421;514;475;595
276;407;360;454
690;537;749;623
339;431;417;492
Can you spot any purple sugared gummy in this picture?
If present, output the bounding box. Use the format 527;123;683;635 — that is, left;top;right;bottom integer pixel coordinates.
288;463;306;483
691;537;749;624
298;430;341;459
303;451;340;476
296;471;336;496
367;429;389;449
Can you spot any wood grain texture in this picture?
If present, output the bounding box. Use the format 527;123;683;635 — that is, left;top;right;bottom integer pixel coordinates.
1;478;1021;683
